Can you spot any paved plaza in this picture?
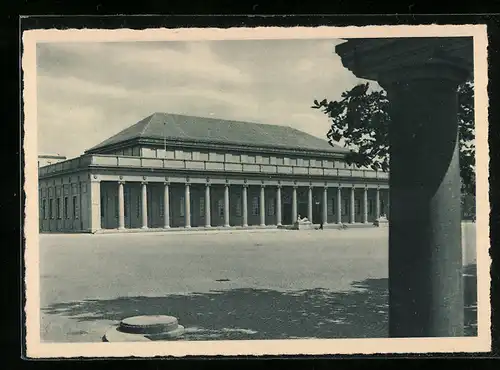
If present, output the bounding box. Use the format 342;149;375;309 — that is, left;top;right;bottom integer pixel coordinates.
39;223;477;342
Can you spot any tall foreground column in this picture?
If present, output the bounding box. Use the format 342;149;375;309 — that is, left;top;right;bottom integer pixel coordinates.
141;182;148;229
385;77;465;336
118;181;125;230
336;37;472;337
242;185;248;227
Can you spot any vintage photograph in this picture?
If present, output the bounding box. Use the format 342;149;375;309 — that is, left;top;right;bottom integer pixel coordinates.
23;25;490;357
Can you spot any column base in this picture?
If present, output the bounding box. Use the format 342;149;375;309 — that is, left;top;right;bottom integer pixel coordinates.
260;224;266;227
277;222;282;226
141;226;148;229
205;225;211;228
163;226;170;229
118;227;125;230
185;226;191;229
242;224;248;227
224;224;230;228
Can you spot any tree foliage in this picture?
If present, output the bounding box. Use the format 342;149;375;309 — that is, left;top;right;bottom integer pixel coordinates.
311;81;475;195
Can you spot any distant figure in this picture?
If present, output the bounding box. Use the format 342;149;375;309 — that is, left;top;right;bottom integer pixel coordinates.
319;222;324;230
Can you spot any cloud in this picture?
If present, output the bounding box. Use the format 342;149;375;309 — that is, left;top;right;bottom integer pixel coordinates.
36;39;368;158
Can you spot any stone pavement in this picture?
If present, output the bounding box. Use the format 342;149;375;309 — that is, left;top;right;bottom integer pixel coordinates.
39;223;477;342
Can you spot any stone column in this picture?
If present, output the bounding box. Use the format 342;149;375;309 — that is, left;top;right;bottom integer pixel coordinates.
224;184;230;227
205;184;211;227
292;186;298;222
349;186;355;224
276;185;282;226
307;186;313;222
141;182;148;229
260;185;266;226
322;186;328;225
336;186;342;224
242;185;248;227
375;187;381;219
89;177;101;232
363;187;369;223
163;182;170;229
336;37;472;337
118;181;125;230
184;183;191;228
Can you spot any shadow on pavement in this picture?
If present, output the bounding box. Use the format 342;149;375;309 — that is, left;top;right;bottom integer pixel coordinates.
42;264;477;341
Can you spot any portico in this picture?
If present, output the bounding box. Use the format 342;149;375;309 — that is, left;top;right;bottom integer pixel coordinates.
95;175;388;232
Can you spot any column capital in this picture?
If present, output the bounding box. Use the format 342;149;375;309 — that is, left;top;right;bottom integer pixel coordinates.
242;184;248;188
335;37;473;87
276;184;282;189
118;180;126;185
163;181;170;186
141;181;148;185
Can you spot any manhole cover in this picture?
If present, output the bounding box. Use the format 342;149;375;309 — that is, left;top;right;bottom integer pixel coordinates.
215;278;231;282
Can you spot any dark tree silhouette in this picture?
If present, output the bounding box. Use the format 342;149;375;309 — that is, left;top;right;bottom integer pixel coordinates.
312;81;475;195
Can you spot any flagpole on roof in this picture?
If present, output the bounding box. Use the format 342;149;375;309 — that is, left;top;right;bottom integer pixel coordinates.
164;121;166;158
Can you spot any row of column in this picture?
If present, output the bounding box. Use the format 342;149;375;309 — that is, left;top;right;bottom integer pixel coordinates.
116;181;383;229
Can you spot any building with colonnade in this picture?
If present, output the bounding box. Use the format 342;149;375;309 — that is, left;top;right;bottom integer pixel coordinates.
38;113;390;233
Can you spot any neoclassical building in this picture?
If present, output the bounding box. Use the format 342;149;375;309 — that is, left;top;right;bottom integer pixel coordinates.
38;113;389;233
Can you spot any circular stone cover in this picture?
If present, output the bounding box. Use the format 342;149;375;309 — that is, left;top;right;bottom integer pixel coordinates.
120;315;179;335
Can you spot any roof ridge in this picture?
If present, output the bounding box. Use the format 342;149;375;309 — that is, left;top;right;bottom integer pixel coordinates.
139;113;157;138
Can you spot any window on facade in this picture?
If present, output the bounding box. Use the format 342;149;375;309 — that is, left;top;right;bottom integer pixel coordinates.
72;196;78;219
180;197;185;217
136;195;141;218
328;197;335;215
64;197;68;219
368;199;374;215
114;195;119;218
217;199;224;217
268;198;275;216
252;196;259;215
56;198;61;219
342;199;348;216
42;199;46;219
235;197;242;217
355;199;361;215
159;194;164;217
49;199;53;219
200;196;205;216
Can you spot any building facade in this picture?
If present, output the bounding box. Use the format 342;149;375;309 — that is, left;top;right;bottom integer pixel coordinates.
38;113;390;233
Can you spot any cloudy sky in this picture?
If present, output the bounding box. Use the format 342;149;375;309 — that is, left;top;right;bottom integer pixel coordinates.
36;39;374;158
